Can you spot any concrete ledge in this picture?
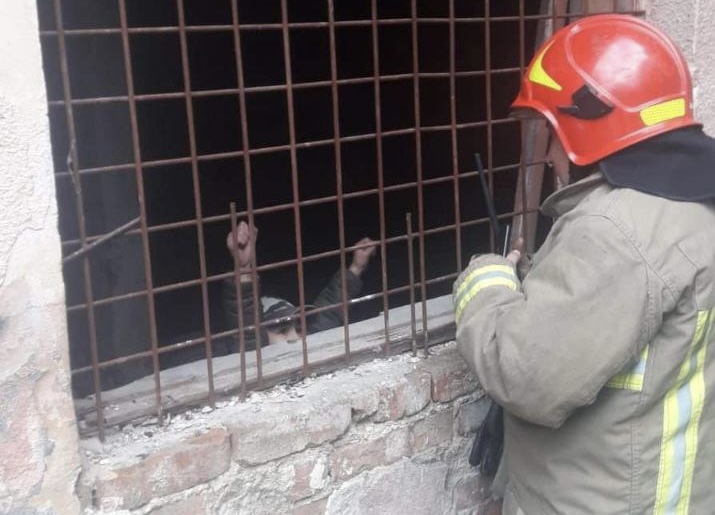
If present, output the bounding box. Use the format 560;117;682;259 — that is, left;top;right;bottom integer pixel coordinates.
75;295;456;432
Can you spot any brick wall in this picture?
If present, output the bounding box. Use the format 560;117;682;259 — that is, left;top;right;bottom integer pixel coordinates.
77;342;498;515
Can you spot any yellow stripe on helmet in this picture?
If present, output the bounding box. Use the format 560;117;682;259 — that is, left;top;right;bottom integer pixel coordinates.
528;42;563;92
640;98;686;127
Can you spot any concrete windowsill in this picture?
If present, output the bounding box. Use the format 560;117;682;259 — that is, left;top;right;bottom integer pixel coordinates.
75;295;456;431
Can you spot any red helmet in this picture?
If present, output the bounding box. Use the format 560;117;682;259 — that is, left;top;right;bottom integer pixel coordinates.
511;14;699;166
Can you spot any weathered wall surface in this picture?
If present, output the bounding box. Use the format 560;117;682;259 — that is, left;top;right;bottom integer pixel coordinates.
0;1;82;514
647;0;715;131
2;1;714;515
78;343;497;515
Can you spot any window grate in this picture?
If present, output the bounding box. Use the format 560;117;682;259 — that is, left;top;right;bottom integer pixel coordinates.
37;0;643;438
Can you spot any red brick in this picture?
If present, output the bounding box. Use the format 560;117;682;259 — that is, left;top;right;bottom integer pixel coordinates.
91;428;230;510
419;351;478;402
329;427;410;480
374;369;431;422
409;409;453;453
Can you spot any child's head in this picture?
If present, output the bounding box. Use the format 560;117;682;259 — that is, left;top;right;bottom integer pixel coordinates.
261;297;311;345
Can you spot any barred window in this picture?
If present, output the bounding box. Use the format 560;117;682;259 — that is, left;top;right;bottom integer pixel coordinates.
37;0;642;438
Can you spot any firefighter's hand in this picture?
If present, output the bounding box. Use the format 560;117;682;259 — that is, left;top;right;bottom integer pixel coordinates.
226;221;258;268
506;237;524;267
468;238;524;267
506;237;532;279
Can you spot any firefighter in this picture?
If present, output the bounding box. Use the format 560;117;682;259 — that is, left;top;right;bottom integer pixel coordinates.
454;14;715;514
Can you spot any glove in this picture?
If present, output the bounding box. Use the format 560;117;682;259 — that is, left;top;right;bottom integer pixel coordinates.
468;400;503;476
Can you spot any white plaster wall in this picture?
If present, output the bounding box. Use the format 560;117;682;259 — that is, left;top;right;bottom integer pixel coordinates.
647;0;715;132
0;1;81;513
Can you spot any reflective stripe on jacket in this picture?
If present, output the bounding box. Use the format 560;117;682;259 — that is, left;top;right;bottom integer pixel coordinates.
454;173;715;514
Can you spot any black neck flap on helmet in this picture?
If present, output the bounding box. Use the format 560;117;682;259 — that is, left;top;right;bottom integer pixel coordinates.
598;126;715;202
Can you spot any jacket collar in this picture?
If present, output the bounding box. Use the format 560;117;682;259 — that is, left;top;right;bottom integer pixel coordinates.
540;173;607;218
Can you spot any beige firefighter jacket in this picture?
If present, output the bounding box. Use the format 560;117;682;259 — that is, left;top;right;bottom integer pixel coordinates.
454;173;715;514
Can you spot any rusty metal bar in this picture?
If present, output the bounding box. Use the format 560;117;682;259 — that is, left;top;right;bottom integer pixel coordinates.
511;0;564;255
62;217;140;264
53;117;519;180
90;154;525;227
229;0;264;391
40;13;594;39
74;235;554;378
327;0;352;359
554;1;569;30
371;0;392;356
77;337;427;432
44;7;647;57
60;158;528;250
280;0;311;376
52;0;105;440
117;0;164;428
484;0;496;255
406;213;417;357
69;275;452;377
448;0;463;272
63;203;539;315
410;0;430;355
229;204;248;399
46;0;640;431
175;0;216;406
516;0;529;252
552;0;569;198
47;68;527;109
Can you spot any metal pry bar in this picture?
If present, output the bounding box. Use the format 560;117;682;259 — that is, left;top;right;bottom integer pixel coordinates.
474;153;510;257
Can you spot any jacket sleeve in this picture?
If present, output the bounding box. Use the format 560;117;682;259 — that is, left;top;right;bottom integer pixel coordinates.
455;215;660;428
307;269;363;334
222;276;260;351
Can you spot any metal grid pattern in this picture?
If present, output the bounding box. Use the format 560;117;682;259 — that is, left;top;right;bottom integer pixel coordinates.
38;0;642;438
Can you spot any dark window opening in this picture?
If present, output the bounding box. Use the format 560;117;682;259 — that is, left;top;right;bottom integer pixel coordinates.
37;0;643;437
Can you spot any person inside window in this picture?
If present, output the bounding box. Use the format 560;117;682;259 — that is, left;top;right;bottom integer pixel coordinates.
222;221;376;349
